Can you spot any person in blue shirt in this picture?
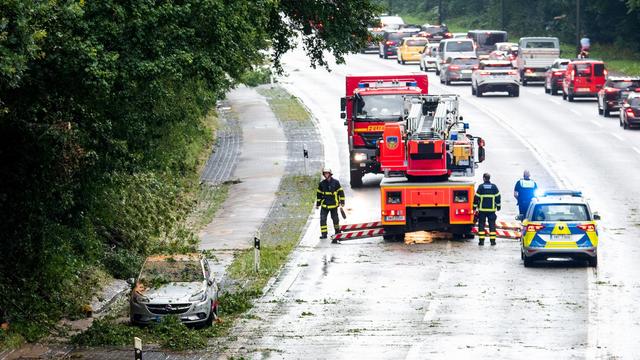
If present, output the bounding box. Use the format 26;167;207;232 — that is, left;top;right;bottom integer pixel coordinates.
514;170;538;217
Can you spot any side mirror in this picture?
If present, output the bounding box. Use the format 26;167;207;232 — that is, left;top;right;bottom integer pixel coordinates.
515;214;524;221
127;278;136;287
207;279;214;286
340;112;346;119
340;97;347;112
593;213;601;221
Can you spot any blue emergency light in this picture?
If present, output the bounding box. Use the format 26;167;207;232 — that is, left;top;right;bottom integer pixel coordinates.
406;81;417;86
463;123;469;130
358;83;369;88
540;189;582;197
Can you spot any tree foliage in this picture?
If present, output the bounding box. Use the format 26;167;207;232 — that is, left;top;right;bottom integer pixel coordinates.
0;0;378;340
386;0;640;51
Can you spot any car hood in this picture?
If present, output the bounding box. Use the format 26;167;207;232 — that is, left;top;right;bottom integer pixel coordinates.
144;282;205;303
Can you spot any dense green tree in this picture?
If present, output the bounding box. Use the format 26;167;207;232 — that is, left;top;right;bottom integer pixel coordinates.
0;0;379;340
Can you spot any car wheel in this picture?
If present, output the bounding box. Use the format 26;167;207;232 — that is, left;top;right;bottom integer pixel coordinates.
522;78;527;87
624;119;629;129
435;68;440;76
603;105;610;117
544;83;549;94
419;62;424;71
350;170;363;188
520;249;524;260
568;92;574;102
620;115;623;127
401;58;406;65
379;52;383;58
445;79;451;85
550;84;557;95
598;102;603;115
523;256;533;267
477;88;483;97
471;85;476;95
397;56;401;64
383;53;388;59
588;256;598;267
562;91;567;100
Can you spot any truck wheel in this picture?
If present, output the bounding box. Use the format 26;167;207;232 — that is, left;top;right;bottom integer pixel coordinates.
350;170;363;188
383;233;404;242
588;256;598;267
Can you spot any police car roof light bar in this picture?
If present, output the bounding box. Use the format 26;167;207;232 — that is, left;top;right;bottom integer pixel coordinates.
543;189;582;197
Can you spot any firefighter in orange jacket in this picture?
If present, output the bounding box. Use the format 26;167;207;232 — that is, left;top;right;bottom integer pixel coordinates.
474;173;501;246
316;168;345;242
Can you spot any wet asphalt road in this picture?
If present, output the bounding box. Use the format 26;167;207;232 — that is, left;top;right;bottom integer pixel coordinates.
225;49;640;359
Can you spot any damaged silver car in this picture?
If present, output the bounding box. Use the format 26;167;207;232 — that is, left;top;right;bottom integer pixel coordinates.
129;254;218;327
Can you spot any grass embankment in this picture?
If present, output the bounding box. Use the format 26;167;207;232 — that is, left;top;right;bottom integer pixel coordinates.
71;86;318;351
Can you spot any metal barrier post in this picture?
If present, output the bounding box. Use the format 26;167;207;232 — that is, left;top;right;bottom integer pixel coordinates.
303;144;309;175
254;237;261;273
134;337;142;360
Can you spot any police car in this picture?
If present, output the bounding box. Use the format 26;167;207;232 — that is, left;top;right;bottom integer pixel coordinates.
519;190;600;267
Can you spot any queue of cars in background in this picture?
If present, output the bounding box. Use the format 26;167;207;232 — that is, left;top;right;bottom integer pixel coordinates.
366;15;637;130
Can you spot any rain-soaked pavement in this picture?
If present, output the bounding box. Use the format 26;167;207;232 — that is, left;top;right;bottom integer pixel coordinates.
222;48;640;359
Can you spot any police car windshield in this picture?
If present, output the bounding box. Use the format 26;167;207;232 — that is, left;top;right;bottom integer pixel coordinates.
355;94;404;121
531;204;590;222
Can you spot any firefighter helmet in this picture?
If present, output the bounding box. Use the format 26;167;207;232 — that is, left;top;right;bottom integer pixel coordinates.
322;168;332;175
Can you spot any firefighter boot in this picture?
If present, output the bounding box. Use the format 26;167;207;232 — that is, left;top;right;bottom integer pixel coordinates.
490;232;497;246
478;231;485;246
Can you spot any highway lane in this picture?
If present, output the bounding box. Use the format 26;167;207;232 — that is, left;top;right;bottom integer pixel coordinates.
224;49;640;359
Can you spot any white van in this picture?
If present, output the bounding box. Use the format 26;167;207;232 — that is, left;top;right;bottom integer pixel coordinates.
436;39;476;75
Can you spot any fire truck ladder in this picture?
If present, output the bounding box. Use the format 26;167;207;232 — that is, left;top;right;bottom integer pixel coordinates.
331;219;522;242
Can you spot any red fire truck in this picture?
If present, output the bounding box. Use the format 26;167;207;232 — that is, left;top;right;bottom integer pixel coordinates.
340;73;428;187
334;94;486;242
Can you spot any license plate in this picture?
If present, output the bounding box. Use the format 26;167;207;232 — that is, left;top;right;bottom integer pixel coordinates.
155;316;162;322
551;234;571;241
576;88;590;92
461;70;471;74
360;163;366;167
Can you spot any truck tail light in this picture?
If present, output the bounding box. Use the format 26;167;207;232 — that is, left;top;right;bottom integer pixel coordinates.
526;224;545;232
577;224;596;232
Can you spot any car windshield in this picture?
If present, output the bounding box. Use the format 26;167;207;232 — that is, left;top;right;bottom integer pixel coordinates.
422;26;445;34
483;63;512;70
474;32;507;48
612;80;640;89
524;41;557;48
447;41;474;52
380;16;404;26
555;62;569;69
531;204;590;222
406;39;428;46
576;63;592;77
387;33;406;41
452;58;478;65
355;94;404;121
140;259;202;286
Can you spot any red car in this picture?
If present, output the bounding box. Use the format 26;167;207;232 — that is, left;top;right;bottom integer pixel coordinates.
619;93;640;129
597;77;640;117
562;60;607;102
544;58;570;95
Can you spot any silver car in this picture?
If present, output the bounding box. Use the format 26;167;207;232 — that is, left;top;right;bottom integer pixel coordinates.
129;254;218;327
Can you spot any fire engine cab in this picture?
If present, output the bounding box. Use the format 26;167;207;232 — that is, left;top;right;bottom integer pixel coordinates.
340;73;428;187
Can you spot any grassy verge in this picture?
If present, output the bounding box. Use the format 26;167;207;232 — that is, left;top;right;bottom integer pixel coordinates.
257;87;311;123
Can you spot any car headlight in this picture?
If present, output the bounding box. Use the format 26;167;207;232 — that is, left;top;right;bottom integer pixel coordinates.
354;153;367;162
189;290;207;302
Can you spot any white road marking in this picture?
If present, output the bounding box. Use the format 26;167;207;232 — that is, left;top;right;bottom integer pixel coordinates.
550;98;562;105
570;109;582;116
610;132;624;141
633;147;640;155
591;120;603;128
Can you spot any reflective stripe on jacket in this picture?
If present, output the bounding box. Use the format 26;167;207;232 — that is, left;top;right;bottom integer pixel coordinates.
474;182;501;212
316;178;345;209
